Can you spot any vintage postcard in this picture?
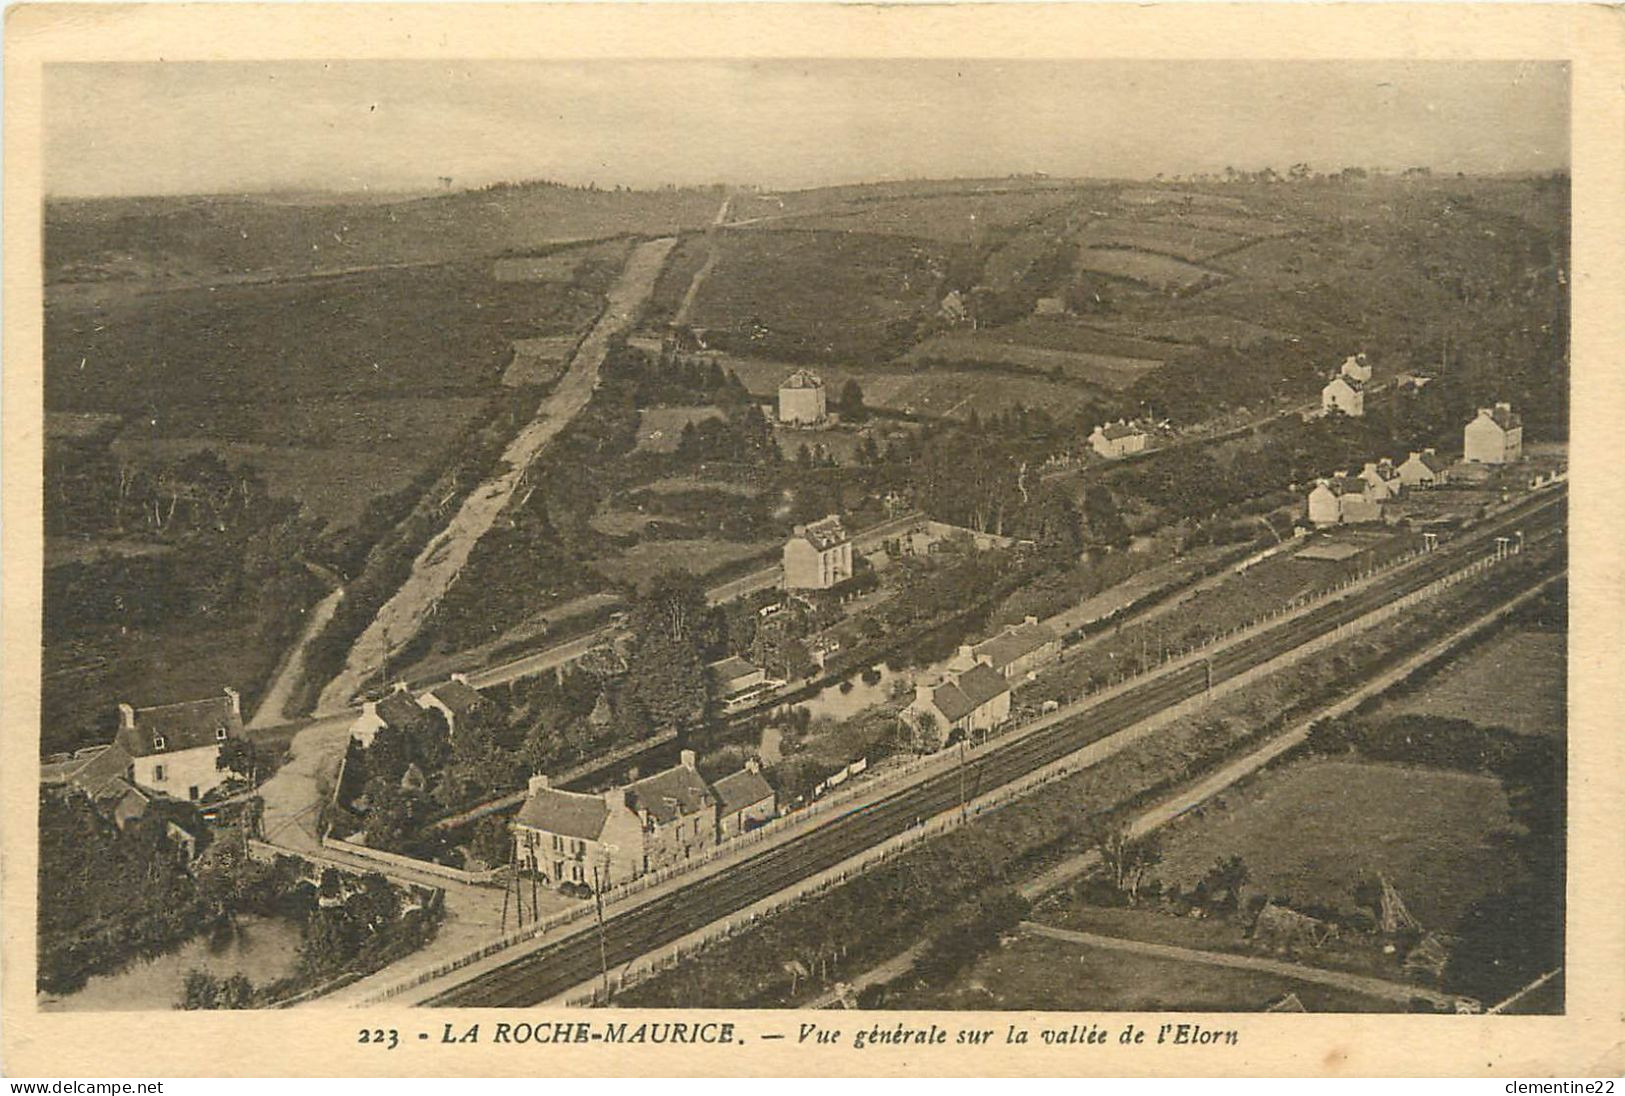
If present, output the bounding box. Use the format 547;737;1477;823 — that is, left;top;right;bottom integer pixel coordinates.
3;2;1622;1079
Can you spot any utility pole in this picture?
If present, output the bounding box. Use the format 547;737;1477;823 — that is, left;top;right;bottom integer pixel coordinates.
958;737;968;821
593;856;612;1003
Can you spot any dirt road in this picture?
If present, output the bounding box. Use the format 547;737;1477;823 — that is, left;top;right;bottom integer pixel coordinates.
249;586;344;729
316;237;677;713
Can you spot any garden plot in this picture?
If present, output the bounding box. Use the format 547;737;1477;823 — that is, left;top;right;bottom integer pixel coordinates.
1075;248;1224;292
634;406;725;453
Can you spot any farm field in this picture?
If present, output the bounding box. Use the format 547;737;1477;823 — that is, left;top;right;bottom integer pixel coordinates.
503;336;580;387
1083;314;1285;350
897;931;1393;1012
1381;629;1566;737
1077;218;1249;262
764;187;1083;242
45;264;550;410
108;437;433;529
1150;759;1522;929
908;331;1164;390
492;238;631;283
681;229;954;362
1074;247;1224;292
635;406;726;453
639;476;763;497
1144;210;1296;239
588;538;778;589
46;184;722;284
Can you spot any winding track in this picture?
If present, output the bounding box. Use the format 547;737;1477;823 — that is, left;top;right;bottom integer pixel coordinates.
425;490;1565;1007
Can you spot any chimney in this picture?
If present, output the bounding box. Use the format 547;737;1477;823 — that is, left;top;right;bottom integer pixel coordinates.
792;523;807;537
223;686;241;718
680;749;697;771
528;773;550;796
1496;401;1511;413
1362;462;1378;476
117;703;137;732
1408;451;1422;462
1024;615;1039;627
914;682;934;707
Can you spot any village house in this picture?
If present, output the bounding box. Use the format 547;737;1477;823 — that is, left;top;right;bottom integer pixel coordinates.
778;369;827;425
1088;420;1149;460
1321;374;1366;418
417;674;487;737
1398;448;1451;489
1464;402;1524;464
903;662;1012;751
712;759;777;839
349;684;433;748
1339;353;1373;384
954;615;1062;681
1306;475;1384;528
1358;459;1404;502
66;745;151;829
784;514;854;590
512;751;723;888
111;687;245;802
707;655;777;713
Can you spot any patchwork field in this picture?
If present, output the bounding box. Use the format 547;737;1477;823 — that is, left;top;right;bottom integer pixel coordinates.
1151;759;1522;929
1383;629;1566;737
1075;247;1224;292
503;336;580;387
635;406;726;453
1077;219;1249;262
908;333;1160;390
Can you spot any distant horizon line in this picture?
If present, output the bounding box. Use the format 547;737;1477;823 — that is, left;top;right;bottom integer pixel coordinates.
44;166;1571;204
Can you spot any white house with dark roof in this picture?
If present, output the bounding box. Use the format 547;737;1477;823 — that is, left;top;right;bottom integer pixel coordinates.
903;662;1011;751
713;759;776;839
113;687;244;802
1464;403;1524;464
1088;420;1148;459
784;514;853;590
707;655;776;713
954;615;1061;681
1358;459;1403;502
1398;448;1451;489
1340;353;1373;384
1321;374;1366;417
778;369;827;425
1306;474;1383;528
511;750;722;887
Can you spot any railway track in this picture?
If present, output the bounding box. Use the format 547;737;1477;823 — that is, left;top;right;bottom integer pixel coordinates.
424;490;1566;1007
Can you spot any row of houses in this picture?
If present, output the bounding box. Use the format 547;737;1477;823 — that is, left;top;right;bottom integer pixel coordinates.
901;615;1061;747
1305;449;1456;527
348;674;488;747
510;750;775;888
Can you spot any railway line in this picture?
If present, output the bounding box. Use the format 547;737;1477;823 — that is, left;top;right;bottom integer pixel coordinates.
423;489;1565;1007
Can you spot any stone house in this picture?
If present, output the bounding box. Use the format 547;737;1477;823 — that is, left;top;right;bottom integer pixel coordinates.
1464;403;1524;464
784;514;853;590
112;687;245;802
713;759;777;839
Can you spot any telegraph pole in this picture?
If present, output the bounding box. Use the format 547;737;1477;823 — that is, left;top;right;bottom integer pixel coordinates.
592;857;612;1003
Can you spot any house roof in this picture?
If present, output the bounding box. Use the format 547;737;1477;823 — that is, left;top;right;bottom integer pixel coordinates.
1420;451;1450;472
974;620;1059;672
1477;405;1522;431
71;743;135;800
707;656;761;687
513;787;610;842
376;691;426;730
1325;374;1363;393
1097;422;1144;441
713;767;774;815
929;663;1010;723
797;515;849;551
928;680;977;724
781;369;824;391
116;694;243;757
1329;475;1369;495
626;764;715;824
427;679;484;716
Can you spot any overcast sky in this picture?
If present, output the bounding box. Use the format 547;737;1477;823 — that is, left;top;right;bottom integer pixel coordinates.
45;60;1569;197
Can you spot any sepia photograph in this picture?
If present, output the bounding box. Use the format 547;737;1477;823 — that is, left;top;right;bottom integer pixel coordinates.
4;2;1621;1079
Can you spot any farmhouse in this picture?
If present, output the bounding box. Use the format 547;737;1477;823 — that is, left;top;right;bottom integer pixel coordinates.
712;759;776;839
904;662;1012;750
350;685;434;748
1321;375;1365;418
67;744;151;829
1089;421;1149;460
784;514;854;590
622;751;720;873
418;674;487;736
778;369;828;425
1305;475;1383;528
1398;448;1451;489
955;615;1062;681
112;687;245;802
1464;403;1524;464
1339;353;1373;384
